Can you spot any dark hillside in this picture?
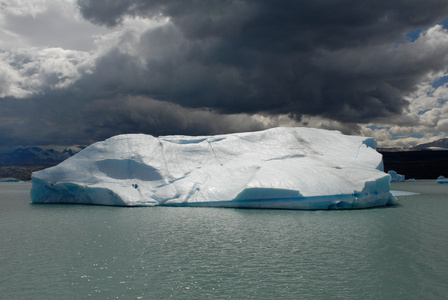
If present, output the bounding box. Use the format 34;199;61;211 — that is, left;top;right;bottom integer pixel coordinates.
380;150;448;179
0;164;54;181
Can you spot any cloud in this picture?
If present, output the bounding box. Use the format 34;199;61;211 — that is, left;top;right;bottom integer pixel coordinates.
2;0;448;150
0;47;94;97
74;0;448;122
0;94;271;149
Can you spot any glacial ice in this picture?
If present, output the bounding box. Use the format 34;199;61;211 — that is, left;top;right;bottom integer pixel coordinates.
388;170;405;182
31;127;398;209
436;175;448;184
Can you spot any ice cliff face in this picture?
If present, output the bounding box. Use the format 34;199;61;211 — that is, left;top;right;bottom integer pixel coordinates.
31;127;397;209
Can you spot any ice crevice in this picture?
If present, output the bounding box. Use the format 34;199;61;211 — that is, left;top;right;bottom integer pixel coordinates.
265;154;305;161
206;140;222;166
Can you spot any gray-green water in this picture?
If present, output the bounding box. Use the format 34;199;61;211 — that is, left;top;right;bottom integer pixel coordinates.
1;181;448;299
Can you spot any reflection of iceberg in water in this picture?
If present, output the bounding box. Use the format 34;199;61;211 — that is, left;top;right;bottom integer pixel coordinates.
436;175;448;184
31;127;398;209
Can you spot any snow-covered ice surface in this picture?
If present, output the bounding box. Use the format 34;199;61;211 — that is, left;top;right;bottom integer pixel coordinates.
31;127;398;209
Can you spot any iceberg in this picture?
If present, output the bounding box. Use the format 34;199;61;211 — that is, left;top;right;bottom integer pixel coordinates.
31;127;397;209
436;175;448;184
387;170;405;182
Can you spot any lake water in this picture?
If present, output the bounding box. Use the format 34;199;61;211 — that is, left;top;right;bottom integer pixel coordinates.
1;181;448;299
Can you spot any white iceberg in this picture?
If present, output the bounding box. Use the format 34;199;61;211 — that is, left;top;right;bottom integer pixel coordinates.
31;127;397;209
436;175;448;184
387;170;405;182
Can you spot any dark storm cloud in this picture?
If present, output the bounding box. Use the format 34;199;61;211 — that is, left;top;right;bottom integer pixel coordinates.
0;93;266;151
2;0;448;150
75;0;448;122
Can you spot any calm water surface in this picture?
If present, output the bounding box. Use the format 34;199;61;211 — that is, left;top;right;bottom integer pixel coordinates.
1;181;448;299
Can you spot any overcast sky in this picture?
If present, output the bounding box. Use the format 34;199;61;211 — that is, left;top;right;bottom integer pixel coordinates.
1;0;448;152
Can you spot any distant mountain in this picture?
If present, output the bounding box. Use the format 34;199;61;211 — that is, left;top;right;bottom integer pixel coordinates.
377;138;448;152
376;147;410;152
379;149;448;179
0;146;84;166
373;137;448;179
414;138;448;150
